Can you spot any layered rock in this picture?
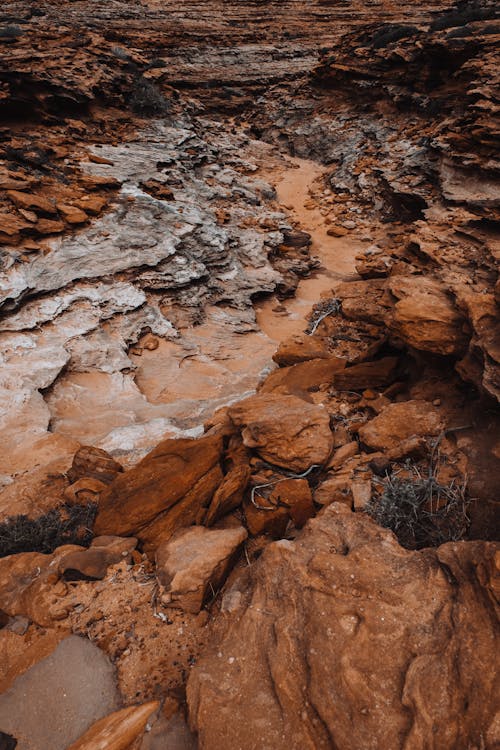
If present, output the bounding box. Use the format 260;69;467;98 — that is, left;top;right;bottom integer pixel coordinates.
250;1;499;401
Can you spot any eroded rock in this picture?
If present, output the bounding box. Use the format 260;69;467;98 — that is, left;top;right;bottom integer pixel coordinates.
94;434;224;555
227;393;333;471
358;400;445;452
156;525;247;613
188;505;500;750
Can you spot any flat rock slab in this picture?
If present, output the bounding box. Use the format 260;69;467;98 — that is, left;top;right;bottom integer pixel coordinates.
0;635;120;750
156;525;248;613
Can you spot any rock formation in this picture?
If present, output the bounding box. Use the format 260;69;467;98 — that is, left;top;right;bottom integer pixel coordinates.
188;505;500;750
0;1;498;748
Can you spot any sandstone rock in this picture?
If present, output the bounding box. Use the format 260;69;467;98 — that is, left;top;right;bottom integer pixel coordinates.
63;477;108;504
388;277;469;356
327;441;359;469
7;190;57;214
156;525;247;613
227;394;333;471
205;463;251;526
67;701;160;750
78;174;121;190
244;496;289;538
0;546;81;626
337;279;390;326
56;203;89;225
67;446;124;485
75;195;108;215
314;475;353;507
351;478;372;510
358;400;444;452
59;537;137;580
259;356;345;395
273;334;332;366
94;434;224;556
245;477;314;536
326;224;348;237
331;356;399;391
0;212;32;243
35;218;66;234
188;505;499;750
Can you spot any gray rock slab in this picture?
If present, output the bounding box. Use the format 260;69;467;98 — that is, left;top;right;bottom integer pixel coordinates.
0;635;120;750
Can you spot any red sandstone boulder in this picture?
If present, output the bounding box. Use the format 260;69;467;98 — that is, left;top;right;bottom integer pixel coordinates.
388;276;469;356
67;446;124;485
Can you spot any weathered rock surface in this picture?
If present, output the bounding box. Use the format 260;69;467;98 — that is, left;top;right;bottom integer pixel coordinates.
156;526;247;613
59;536;137;581
94;434;224;555
188;505;500;750
358;400;445;452
0;1;499;745
0;635;120;750
67;446;124;485
227;393;333;471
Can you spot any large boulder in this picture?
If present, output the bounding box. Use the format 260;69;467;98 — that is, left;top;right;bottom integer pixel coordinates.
187;505;499;750
227;394;333;471
94;434;223;556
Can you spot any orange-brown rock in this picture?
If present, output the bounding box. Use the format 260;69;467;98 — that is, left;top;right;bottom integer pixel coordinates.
6;190;57;214
35;218;65;234
388;277;469;357
56;203;89;224
67;701;160;750
0;212;32;242
188;504;500;750
358;400;444;452
0;546;81;626
244;496;289;538
313;475;353;507
327;440;359;469
330;356;399;392
94;434;224;555
78;174;121;190
245;477;314;536
259;356;345;395
156;525;247;613
67;446;124;485
59;536;137;581
273;477;314;528
227;393;333;472
75;196;109;215
205;463;251;526
273;334;332;366
63;477;108;504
